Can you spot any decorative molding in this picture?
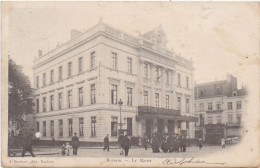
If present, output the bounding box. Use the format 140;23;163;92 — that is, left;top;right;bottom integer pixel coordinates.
41;92;47;95
57;87;64;90
108;77;121;83
66;84;74;88
76;80;85;85
176;92;183;96
124;80;135;86
48;89;55;93
87;76;98;81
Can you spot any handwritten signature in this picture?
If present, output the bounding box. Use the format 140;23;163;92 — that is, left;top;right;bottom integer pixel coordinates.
162;157;225;165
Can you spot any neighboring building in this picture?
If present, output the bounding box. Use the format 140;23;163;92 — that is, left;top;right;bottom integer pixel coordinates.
32;20;197;143
194;74;248;144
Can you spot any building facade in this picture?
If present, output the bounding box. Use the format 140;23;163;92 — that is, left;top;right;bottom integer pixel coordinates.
194;74;248;144
33;20;197;143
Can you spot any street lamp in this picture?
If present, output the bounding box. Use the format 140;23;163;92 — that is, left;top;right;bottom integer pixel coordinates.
118;99;123;132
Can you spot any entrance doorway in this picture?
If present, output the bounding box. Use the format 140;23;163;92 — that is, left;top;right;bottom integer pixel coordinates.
168;120;174;135
146;119;153;138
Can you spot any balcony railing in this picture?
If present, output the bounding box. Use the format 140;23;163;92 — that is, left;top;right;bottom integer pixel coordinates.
138;106;180;116
226;122;241;127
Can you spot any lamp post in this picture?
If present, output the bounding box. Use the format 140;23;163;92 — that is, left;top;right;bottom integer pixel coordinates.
118;99;123;132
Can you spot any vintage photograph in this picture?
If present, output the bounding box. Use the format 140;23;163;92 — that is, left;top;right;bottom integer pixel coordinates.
2;1;260;167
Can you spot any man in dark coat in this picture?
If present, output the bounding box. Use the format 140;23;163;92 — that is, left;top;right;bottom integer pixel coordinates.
103;134;110;152
71;132;80;156
182;136;187;152
118;133;124;155
151;133;160;153
21;132;35;157
123;135;131;156
143;135;149;150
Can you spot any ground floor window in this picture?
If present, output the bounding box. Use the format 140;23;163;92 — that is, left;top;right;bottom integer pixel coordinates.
127;118;132;136
111;116;118;137
59;120;63;137
36;122;39;132
50;120;54;137
68;119;73;136
79;118;84;136
43;121;46;136
91;117;96;137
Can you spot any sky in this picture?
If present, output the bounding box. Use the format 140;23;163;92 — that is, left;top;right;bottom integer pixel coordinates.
5;2;259;88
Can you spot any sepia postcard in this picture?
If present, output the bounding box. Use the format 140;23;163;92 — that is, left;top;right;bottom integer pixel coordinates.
1;1;260;167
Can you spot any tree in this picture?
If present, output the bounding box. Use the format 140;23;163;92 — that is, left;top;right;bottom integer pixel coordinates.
8;57;33;127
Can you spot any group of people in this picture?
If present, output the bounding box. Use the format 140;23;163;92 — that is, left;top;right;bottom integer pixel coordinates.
61;132;80;156
103;133;131;157
144;132;192;153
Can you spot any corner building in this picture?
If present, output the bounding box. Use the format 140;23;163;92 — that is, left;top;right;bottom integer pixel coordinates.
33;20;197;143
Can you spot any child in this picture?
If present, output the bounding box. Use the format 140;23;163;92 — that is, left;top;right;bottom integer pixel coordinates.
65;142;72;156
61;144;66;156
221;138;226;148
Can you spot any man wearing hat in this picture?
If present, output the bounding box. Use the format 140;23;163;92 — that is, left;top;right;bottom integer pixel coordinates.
71;132;80;156
123;134;131;156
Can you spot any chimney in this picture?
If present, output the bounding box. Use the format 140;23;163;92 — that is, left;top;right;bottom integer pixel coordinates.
38;50;42;57
71;29;82;39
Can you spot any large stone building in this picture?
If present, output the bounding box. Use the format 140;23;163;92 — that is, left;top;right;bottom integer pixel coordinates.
194;74;248;144
33;20;197;143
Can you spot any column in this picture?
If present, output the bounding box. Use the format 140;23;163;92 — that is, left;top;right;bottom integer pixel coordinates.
153;118;158;133
161;67;166;108
136;59;144;106
164;119;168;133
150;63;155;107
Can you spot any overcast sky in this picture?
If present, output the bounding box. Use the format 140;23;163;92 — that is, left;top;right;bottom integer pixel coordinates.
5;2;259;88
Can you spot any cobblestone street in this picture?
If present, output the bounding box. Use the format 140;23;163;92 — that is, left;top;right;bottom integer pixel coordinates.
16;145;230;158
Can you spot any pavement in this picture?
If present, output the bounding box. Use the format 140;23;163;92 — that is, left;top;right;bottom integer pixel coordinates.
12;145;230;157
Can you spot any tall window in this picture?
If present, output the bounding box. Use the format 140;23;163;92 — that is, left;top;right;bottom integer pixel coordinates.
111;117;118;136
236;101;241;109
216;102;222;110
68;90;72;108
177;74;181;87
59;120;63;137
43;97;46;112
199;114;204;126
68;119;73;136
68;62;72;77
143;63;148;78
228;114;233;123
208;102;213;110
155;67;160;82
127;118;132;136
78;57;83;73
50;70;54;84
166;71;170;84
79;118;84;136
200;103;204;111
127;87;133;106
216;116;222;124
58;66;63;81
91;52;95;69
43;73;46;86
228;102;232;110
111;84;118;104
36;122;39;132
208;116;213;124
36;76;39;88
58;93;62;110
237;114;241;124
91;84;96;104
36;99;39;113
91;117;96;137
155;93;159;108
43;121;46;136
144;91;148;105
186;99;190;113
166;95;169;109
178;97;181;110
186;76;189;88
50;95;54;111
78;87;83;106
127;58;132;74
50;120;54;137
111;52;117;69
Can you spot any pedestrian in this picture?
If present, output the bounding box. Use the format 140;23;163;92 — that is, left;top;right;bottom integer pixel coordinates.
143;135;149;150
151;132;160;153
182;136;187;152
21;132;35;157
103;134;110;152
123;134;131;156
198;138;203;150
179;136;184;152
221;138;226;148
65;142;72;156
173;135;179;153
61;144;66;156
167;134;174;153
71;132;80;156
118;133;124;155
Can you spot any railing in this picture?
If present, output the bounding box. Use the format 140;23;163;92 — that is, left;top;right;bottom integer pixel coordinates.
138;106;180;116
226;122;241;127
